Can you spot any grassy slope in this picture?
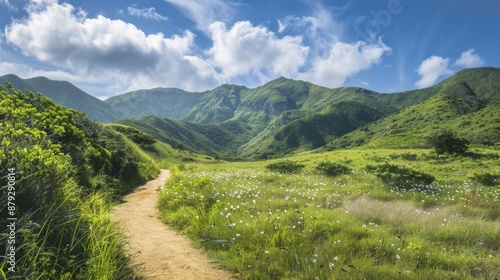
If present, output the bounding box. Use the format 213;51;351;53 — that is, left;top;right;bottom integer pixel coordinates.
7;68;497;159
327;68;500;150
0;84;193;279
158;147;500;279
120;68;499;159
0;85;155;279
105;87;204;119
183;84;247;124
239;101;384;158
116;116;252;158
0;74;123;122
106;123;218;165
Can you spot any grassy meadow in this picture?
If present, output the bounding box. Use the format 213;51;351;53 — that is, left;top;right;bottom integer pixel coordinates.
2;69;499;279
158;148;500;279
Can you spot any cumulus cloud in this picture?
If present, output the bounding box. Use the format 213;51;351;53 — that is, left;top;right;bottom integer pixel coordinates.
415;56;453;88
206;21;388;88
207;21;309;81
453;48;485;68
163;0;235;35
3;1;393;95
299;40;391;88
5;1;223;93
127;6;168;21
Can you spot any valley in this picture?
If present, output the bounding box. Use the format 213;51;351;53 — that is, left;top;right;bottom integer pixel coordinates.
1;67;499;279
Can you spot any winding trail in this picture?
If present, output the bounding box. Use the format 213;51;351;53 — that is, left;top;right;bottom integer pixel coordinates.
112;170;233;280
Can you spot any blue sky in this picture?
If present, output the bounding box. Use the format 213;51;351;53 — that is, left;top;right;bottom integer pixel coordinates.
0;0;499;98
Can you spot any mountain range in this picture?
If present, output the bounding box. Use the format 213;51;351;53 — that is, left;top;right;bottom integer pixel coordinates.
1;67;499;158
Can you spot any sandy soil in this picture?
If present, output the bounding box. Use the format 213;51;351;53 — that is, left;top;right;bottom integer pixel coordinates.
112;170;233;280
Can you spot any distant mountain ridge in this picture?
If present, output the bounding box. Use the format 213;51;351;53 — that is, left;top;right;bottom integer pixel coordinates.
1;67;499;158
0;74;126;122
116;67;500;158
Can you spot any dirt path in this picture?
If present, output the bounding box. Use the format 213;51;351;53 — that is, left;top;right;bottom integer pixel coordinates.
112;170;233;280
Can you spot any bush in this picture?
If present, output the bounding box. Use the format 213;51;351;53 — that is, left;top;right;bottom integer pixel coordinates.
366;163;436;191
266;160;305;174
400;152;418;161
426;130;469;155
315;161;351;176
470;172;500;186
112;125;157;145
0;83;140;279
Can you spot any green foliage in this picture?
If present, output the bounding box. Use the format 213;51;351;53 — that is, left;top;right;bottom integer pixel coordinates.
314;161;351;176
265;160;305;174
400;152;418;161
426;130;470;155
366;163;436;191
470;172;500;186
0;84;142;279
117;116;250;158
6;68;500;159
111;125;157;145
158;178;218;226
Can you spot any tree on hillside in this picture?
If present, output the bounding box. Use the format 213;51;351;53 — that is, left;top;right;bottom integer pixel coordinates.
426;130;470;155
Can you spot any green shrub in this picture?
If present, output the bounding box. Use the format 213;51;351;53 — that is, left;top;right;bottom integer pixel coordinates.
314;161;351;176
366;163;436;191
265;160;305;174
112;125;157;145
400;152;418;161
0;83;139;279
470;172;500;186
426;130;469;155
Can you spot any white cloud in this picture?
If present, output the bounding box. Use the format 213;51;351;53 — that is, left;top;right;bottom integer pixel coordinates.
2;1;394;96
163;0;235;35
277;1;345;65
308;0;345;41
278;16;321;34
415;56;453;88
127;6;168;21
0;61;77;81
298;40;391;88
207;21;309;80
453;48;485;68
5;2;223;93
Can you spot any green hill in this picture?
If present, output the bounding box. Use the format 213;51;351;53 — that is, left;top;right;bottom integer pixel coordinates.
3;67;499;159
0;81;219;278
327;67;500;150
118;68;498;158
0;74;124;122
116;116;251;157
104;87;204;119
0;83;163;278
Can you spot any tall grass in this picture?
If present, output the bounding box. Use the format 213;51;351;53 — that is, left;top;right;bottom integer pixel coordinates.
80;192;137;280
1;180;138;279
158;151;500;279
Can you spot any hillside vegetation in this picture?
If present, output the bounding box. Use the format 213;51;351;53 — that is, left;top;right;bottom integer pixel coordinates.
1;67;499;279
328;68;500;150
0;75;124;122
4;68;498;159
159;148;500;279
0;83;167;279
115;67;499;158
